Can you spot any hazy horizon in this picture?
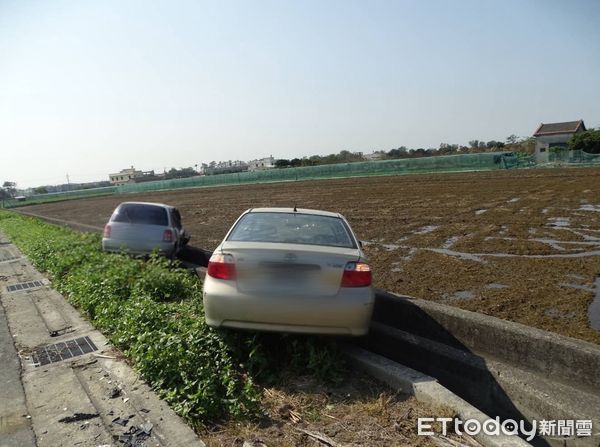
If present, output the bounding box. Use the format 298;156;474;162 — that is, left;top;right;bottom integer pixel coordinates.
1;0;599;188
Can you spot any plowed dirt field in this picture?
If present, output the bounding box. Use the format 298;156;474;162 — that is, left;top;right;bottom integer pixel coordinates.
20;168;600;343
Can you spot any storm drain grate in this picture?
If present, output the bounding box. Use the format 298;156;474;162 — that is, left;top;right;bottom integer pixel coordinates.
31;336;98;367
6;280;44;292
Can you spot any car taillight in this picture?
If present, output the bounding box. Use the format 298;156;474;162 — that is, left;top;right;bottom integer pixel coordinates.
163;229;173;242
341;262;372;287
207;253;236;280
103;224;111;238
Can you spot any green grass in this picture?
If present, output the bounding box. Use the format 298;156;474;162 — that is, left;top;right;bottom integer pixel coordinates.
0;211;343;427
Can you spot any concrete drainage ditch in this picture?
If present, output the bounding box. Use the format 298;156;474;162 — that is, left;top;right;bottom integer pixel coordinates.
361;291;600;447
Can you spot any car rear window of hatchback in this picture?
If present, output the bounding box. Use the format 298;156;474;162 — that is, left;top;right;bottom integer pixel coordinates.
110;204;169;226
227;212;356;248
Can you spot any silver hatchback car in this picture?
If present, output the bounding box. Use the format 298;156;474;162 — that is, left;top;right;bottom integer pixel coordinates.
102;202;189;257
203;208;374;336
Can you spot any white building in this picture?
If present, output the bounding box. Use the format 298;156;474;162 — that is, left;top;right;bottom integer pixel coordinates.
109;166;143;185
533;120;586;163
248;156;275;171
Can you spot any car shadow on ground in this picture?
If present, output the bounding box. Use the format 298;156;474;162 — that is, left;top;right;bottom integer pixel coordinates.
359;292;552;447
177;244;212;269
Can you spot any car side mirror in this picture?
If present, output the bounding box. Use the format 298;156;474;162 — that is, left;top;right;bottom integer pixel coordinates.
358;240;364;248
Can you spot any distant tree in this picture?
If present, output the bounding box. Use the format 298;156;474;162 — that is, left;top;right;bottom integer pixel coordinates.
568;129;600;154
164;167;197;179
506;134;519;145
2;181;16;197
387;147;407;158
468;140;480;149
518;136;536;154
308;155;322;166
183;167;197;176
290;158;302;167
300;157;314;167
338;150;351;160
33;186;48;194
486;140;505;148
337;150;362;163
438;143;459;155
1;181;16;206
275;159;291;168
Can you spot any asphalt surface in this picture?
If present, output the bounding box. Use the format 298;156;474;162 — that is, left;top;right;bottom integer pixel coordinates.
0;301;36;447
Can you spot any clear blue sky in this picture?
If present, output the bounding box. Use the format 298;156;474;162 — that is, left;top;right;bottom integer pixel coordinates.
1;0;599;187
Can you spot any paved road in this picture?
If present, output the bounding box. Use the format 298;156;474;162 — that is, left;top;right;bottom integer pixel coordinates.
0;300;36;446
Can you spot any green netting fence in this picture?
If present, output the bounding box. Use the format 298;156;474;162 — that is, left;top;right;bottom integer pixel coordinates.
2;151;533;208
116;152;527;194
547;148;600;164
566;150;600;164
2;186;116;209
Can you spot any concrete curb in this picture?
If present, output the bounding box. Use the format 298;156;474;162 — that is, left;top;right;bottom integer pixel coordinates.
373;290;600;392
341;344;533;447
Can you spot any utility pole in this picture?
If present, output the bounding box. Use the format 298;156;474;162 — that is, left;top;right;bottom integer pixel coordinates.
66;174;70;191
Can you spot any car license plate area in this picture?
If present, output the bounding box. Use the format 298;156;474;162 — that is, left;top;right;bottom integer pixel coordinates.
267;268;310;285
239;262;322;292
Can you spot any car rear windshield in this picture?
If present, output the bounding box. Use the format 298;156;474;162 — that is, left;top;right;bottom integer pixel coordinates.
227;212;356;248
110;204;169;226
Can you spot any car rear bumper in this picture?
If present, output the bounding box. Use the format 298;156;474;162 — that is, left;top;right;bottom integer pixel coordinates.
102;238;176;256
203;279;374;336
